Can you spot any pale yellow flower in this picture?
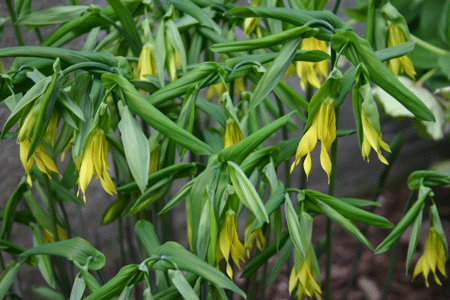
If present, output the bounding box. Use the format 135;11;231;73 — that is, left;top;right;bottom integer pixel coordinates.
42;224;68;244
291;98;336;183
360;109;391;164
386;25;416;79
243;0;262;37
296;37;328;90
77;129;116;201
19;140;60;186
244;224;265;258
289;251;322;300
216;210;245;278
223;119;244;148
135;43;157;80
413;228;448;287
206;78;246;101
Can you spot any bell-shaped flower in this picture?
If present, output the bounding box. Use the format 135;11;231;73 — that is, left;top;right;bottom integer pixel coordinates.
289;251;322;300
291;98;336;183
386;24;416;79
413;228;448;287
244;224;265;258
243;0;262;37
135;43;157;80
76;129;116;202
223;119;244;148
360;109;391;164
206;78;246;101
295;37;328;90
216;210;245;278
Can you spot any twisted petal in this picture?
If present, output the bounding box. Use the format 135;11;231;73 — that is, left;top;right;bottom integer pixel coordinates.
289;252;322;300
386;25;416;79
361;111;391;164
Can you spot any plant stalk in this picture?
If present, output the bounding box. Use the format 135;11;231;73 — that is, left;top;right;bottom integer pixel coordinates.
6;0;24;46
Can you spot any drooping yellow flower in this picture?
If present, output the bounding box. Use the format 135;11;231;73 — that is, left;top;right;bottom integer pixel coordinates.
296;37;328;90
386;24;416;79
413;228;448;287
43;111;59;147
42;224;68;244
223;119;244;148
206;78;246;101
77;129;116;202
243;0;262;37
135;43;157;80
167;47;181;82
216;210;245;278
291;98;336;183
244;224;265;258
19;140;60;186
360;109;391;164
289;251;322;300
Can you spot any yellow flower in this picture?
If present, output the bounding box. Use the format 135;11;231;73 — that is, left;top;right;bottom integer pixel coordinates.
77;129;116;202
42;224;68;244
206;78;246;101
289;251;322;300
19;140;60;186
243;0;262;37
386;24;416;79
244;224;265;258
44;111;59;147
290;98;336;183
135;43;157;80
223;119;244;148
167;47;181;82
360;109;391;164
295;37;328;90
216;210;245;278
413;228;448;287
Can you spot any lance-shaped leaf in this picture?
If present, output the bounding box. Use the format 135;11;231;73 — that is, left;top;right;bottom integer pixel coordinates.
159;179;195;215
84;265;143;300
211;26;318;53
135;220;161;257
17;5;91;28
312;198;374;250
406;203;424;273
70;273;87;300
1;179;27;239
118;102;150;194
407;170;450;191
0;260;25;300
218;113;292;164
225;6;351;40
149;242;246;298
30;223;55;289
331;31;435;121
249;37;303;112
168;270;200;300
375;187;431;254
102;73;213;156
305;190;393;228
284;194;307;258
20;237;106;270
172;0;221;34
227;161;269;224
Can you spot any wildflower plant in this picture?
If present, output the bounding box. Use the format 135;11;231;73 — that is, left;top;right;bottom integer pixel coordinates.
0;1;449;300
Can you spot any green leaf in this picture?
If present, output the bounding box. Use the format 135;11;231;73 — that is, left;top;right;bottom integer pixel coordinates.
70;273;87;300
0;260;25;300
331;31;435;122
227;161;269;224
135;220;161;257
84;265;143;300
375;187;431;254
102;73;214;156
118;102;150;194
32;286;65;300
159;180;195;214
406;203;424;273
249;38;303;112
106;0;142;57
0;239;27;257
30;223;55;289
313;198;374;250
306;190;393;228
407;170;450;190
168;269;200;300
20;237;106;270
172;0;221;34
150;242;246;298
1;179;27;239
17;6;90;28
211;26;318;53
284;194;307;258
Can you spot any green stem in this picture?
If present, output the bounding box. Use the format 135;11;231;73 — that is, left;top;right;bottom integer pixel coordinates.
6;0;24;46
380;191;416;300
365;0;376;46
275;95;290;188
332;0;342;14
416;67;440;87
323;108;339;300
411;35;450;56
